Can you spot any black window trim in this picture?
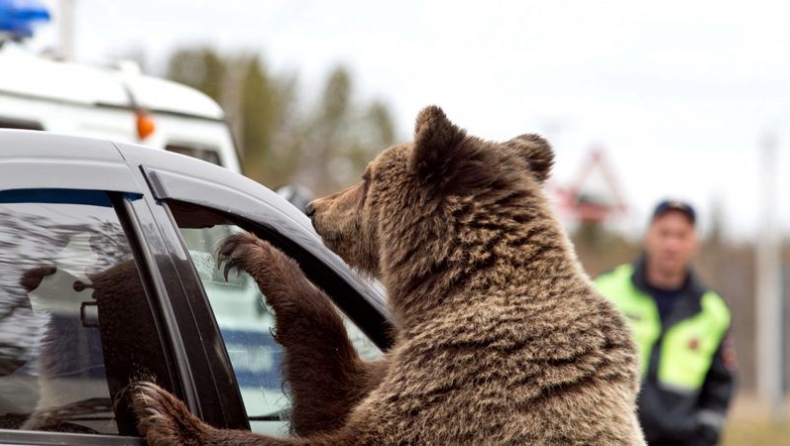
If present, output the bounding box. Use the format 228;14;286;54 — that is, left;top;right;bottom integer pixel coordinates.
125;194;249;430
119;196;213;422
157;199;250;430
111;194;188;409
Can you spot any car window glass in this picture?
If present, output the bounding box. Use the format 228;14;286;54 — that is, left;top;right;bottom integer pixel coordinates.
165;143;221;166
0;189;159;437
0;116;44;130
166;201;382;436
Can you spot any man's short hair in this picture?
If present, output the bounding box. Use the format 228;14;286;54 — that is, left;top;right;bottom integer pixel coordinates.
651;199;696;226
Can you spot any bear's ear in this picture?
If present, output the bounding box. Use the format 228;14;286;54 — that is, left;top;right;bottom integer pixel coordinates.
505;134;554;182
409;105;470;187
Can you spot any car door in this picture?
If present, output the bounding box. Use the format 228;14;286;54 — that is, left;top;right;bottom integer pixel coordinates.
0;132;182;445
117;143;393;436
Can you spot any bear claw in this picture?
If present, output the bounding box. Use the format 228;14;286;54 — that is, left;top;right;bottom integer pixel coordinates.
217;233;268;280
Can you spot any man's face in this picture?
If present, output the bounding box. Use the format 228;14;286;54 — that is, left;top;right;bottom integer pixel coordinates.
644;211;699;278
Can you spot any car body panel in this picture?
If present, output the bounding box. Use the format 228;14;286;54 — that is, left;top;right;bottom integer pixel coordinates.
0;131;392;445
0;130;140;193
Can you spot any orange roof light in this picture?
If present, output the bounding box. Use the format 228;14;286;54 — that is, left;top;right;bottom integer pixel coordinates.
136;112;156;140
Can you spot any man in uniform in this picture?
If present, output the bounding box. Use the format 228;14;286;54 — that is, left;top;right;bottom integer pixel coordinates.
595;200;736;446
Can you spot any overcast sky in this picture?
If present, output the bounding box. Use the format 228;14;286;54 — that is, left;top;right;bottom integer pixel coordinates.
25;0;790;240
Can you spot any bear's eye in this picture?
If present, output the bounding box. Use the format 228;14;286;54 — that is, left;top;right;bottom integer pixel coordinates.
362;169;373;186
361;169;372;202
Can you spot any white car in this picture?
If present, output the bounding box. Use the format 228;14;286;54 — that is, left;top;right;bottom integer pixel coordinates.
0;44;241;173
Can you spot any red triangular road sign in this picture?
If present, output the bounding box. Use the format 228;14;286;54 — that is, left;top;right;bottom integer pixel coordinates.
558;147;627;223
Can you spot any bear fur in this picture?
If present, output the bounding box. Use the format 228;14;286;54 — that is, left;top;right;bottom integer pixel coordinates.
132;105;645;445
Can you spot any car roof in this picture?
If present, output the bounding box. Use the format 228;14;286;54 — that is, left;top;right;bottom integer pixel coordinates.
0;129;141;192
0;48;224;120
115;141;318;235
0;129;311;230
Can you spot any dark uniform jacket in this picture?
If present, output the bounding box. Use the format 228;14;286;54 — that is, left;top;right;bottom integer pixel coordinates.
595;258;736;446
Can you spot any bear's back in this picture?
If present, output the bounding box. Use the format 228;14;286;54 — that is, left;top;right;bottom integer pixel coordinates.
346;285;642;445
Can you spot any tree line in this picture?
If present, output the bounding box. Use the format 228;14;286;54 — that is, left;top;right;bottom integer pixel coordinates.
163;47;398;195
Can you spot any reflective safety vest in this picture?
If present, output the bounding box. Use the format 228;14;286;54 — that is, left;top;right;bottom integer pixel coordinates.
595;264;731;391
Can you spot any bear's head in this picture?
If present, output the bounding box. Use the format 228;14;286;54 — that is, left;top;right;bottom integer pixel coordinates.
308;106;559;310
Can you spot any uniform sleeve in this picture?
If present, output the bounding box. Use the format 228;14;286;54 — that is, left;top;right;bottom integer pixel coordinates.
693;331;737;445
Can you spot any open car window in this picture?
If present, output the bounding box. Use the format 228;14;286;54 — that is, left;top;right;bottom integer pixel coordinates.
165;200;382;437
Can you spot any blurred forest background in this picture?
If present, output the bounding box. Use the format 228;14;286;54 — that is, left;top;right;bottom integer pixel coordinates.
141;44;789;444
144;46;396;195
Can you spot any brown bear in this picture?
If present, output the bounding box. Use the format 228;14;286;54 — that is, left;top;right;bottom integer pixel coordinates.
132;105;646;445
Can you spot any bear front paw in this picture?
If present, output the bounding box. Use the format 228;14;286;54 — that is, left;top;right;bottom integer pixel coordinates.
217;233;302;296
217;232;274;279
132;381;210;445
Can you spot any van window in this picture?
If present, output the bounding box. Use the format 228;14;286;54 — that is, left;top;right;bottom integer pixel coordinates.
165;143;221;166
0;117;44;131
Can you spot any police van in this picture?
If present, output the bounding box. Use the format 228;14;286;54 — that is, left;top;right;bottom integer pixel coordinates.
0;45;241;173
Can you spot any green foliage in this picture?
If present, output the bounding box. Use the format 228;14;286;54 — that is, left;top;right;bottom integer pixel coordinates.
163;47;398;192
166;47;225;101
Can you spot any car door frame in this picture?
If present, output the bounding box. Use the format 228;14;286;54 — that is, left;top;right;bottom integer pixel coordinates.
116;142;394;429
0;133;160;445
120;145;392;347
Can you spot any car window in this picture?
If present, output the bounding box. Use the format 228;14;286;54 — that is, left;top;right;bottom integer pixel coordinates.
166;200;382;436
0;116;44;130
0;189;167;438
165;143;221;166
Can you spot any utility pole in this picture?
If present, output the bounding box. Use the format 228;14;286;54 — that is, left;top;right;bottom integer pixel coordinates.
59;0;75;60
756;131;785;423
220;58;246;156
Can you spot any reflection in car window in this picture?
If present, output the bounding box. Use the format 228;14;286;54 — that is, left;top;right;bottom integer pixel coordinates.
0;189;150;436
167;201;382;437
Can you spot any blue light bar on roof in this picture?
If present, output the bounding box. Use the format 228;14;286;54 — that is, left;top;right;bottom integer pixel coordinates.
0;0;51;40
